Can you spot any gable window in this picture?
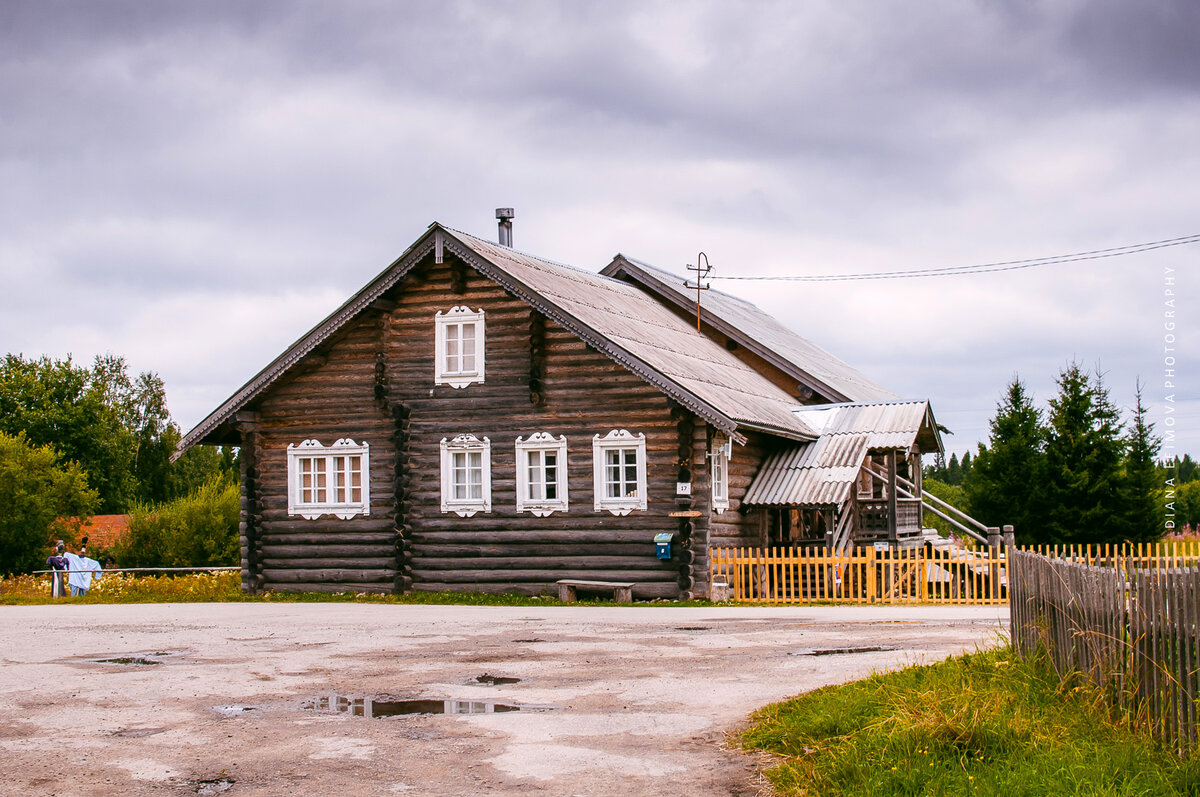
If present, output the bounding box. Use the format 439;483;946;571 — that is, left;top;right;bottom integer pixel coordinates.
515;433;569;516
710;434;731;514
440;434;491;517
592;429;647;516
435;306;485;388
287;439;370;520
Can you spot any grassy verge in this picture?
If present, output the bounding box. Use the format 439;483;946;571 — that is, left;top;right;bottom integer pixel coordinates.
741;645;1198;796
0;571;713;607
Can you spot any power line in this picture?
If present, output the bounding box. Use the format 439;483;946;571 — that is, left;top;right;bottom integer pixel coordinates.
713;233;1200;282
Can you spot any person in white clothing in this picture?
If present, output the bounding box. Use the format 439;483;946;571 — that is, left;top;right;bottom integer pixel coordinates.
62;548;102;597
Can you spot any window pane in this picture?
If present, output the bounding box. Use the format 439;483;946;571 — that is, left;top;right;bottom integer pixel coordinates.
544;452;557;500
468;451;482;499
460;324;476;372
527;450;543;500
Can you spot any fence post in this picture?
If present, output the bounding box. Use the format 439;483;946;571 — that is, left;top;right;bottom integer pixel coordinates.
866;545;877;603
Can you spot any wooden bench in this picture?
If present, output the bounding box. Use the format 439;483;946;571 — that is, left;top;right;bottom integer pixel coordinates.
555;579;635;603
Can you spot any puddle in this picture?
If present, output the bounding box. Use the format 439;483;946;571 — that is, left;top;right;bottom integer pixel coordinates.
512;638;544;643
193;778;234;795
474;673;520;686
111;727;168;738
790;646;892;656
304;695;539;718
97;657;161;666
674;626;710;631
214;705;258;717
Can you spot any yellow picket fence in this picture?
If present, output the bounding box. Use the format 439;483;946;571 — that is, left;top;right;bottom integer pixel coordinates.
708;541;1200;605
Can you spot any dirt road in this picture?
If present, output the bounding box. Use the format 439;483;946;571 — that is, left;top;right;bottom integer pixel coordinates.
0;603;1006;796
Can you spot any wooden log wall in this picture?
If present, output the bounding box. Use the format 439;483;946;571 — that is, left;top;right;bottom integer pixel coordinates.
251;310;399;593
708;431;772;549
384;257;683;599
240;253;695;598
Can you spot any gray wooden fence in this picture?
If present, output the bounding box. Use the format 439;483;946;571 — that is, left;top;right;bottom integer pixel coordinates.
1009;546;1200;754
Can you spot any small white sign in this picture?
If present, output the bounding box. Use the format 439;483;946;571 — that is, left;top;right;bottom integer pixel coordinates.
874;542;889;553
676;482;692;495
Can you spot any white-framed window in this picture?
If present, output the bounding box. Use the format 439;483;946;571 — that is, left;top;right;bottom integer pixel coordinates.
592;429;647;516
710;433;731;514
434;306;485;389
515;433;569;516
287;438;370;520
440;434;491;517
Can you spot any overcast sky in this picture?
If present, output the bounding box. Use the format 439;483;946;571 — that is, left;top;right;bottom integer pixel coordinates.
2;0;1196;460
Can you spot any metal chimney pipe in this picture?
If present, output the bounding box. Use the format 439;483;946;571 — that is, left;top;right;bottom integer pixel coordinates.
496;208;514;247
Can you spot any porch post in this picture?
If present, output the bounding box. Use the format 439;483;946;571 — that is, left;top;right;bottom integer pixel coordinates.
886;450;898;541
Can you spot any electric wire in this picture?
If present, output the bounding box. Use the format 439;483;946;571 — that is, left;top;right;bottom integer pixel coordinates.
711;233;1200;282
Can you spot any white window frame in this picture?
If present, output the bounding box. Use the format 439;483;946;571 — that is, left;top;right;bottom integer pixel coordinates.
710;434;731;514
434;306;485;389
592;429;647;516
515;433;569;516
440;434;491;517
287;438;370;520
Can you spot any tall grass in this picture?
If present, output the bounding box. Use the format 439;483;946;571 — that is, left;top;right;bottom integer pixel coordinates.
742;646;1198;796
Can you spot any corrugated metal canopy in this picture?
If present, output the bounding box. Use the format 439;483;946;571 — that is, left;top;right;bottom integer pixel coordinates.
744;400;942;507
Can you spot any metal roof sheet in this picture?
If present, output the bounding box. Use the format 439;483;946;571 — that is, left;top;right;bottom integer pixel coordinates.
600;257;898;403
177;223;818;455
448;232;815;440
744;401;941;507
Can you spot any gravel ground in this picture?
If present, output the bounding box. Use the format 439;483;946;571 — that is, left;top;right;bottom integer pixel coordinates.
0;603;1007;796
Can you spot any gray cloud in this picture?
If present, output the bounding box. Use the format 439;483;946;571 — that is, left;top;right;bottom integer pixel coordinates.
1;0;1196;453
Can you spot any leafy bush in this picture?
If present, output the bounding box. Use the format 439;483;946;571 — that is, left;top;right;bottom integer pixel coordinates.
0;431;98;574
111;476;239;568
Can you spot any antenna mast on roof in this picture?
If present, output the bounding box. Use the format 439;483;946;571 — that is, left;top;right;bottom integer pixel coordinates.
685;252;712;331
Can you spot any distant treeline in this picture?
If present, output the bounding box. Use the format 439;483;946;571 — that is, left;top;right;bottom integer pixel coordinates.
923;363;1195;545
0;353;236;574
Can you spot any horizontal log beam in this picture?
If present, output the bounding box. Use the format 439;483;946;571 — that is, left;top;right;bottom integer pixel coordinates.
409;568;676;583
261;568;396;583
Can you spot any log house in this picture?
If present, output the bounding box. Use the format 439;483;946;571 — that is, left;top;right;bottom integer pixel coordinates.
178;220;944;599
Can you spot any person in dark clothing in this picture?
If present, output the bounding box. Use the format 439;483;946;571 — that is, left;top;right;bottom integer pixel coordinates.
46;541;69;598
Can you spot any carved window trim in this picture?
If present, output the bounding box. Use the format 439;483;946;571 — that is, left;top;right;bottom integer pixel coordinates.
440;434;491;517
434;306;485;389
592;429;647;516
515;433;569;516
710;433;731;514
287;438;370;520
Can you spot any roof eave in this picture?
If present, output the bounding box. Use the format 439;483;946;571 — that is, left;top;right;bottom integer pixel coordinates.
173;225;442;459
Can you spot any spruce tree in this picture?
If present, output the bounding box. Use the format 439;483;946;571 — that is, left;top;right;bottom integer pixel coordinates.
1121;384;1161;541
964;377;1046;542
1041;364;1126;545
946;453;962;486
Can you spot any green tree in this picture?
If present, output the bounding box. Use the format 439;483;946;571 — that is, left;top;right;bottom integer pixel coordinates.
921;478;967;537
964;377;1046;543
1120;385;1161;542
111;475;240;568
0;432;99;574
1173;481;1200;529
1175;454;1197;484
0;353;195;511
1040;364;1126;545
945;453;962;486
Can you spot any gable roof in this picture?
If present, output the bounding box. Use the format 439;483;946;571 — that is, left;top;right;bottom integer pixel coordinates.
600;256;898;404
177;224;816;456
743;400;942;507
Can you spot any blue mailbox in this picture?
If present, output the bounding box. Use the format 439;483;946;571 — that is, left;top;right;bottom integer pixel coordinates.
654;532;674;560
